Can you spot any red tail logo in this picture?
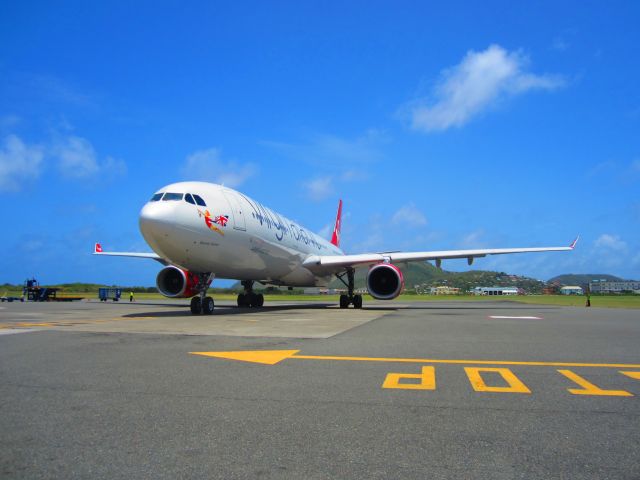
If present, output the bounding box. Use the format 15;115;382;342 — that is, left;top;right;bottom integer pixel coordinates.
330;199;342;247
95;243;103;253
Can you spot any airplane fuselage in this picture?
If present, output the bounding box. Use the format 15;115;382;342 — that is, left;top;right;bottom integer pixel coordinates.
139;182;342;287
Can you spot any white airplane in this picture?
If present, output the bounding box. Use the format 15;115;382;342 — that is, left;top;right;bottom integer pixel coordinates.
95;181;578;314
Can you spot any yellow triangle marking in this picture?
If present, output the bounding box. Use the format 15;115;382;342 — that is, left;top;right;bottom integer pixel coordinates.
620;371;640;380
189;350;300;365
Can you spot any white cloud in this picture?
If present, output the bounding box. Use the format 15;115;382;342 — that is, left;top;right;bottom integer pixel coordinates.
408;44;565;132
340;169;369;182
182;148;256;188
28;74;94;108
266;131;383;198
356;231;384;253
391;203;428;227
594;234;627;252
264;129;387;168
586;158;640;186
0;135;44;192
317;223;333;240
52;135;127;180
103;156;128;176
459;230;486;248
552;37;569;52
54;136;100;178
586;160;617;178
304;176;334;201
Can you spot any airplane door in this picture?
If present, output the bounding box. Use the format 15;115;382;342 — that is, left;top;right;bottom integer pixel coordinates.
223;190;247;231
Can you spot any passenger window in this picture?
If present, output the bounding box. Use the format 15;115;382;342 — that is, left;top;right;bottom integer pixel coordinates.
185;194;196;205
193;194;207;206
150;193;164;202
162;192;183;201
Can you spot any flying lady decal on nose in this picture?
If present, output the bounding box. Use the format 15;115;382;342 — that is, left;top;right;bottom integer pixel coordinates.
198;209;228;236
214;215;229;227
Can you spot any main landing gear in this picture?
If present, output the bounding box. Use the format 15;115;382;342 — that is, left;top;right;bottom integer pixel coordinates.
237;280;264;308
336;267;363;309
190;272;215;315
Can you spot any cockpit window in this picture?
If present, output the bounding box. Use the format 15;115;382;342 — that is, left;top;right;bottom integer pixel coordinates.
150;193;164;202
193;194;206;207
162;192;183;201
185;193;196;205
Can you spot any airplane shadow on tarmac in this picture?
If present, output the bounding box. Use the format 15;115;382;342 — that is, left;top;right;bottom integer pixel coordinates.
119;301;558;318
122;303;340;318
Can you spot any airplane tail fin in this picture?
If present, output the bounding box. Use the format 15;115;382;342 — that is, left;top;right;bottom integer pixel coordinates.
95;242;103;253
330;199;343;247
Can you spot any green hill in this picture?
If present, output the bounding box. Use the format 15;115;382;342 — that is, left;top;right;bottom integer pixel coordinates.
230;262;547;293
547;274;625;287
327;262;546;293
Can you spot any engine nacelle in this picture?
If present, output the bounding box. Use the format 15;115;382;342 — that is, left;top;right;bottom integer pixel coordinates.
366;263;404;300
156;266;200;298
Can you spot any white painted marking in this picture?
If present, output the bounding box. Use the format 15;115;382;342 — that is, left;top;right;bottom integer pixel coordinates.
489;315;543;320
0;329;36;335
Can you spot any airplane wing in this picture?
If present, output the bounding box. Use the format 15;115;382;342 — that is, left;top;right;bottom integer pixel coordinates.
303;237;579;273
92;243;169;265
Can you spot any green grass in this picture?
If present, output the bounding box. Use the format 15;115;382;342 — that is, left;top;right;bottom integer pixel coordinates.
491;294;640;308
149;293;639;308
396;294;639;308
2;288;638;309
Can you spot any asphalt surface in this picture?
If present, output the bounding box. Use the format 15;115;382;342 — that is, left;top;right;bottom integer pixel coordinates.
1;299;639;479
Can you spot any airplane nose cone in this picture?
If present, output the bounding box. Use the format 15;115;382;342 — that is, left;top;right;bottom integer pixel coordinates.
139;202;171;240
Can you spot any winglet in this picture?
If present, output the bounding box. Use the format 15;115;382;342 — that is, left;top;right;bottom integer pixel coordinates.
569;236;580;249
330;199;343;247
94;242;103;253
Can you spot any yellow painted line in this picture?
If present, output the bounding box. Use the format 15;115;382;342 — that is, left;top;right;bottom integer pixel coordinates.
382;366;436;390
15;322;55;327
465;367;531;394
620;371;640;380
189;349;640;369
558;369;633;396
192;350;299;365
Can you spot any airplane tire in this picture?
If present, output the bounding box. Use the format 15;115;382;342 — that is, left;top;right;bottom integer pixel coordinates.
190;297;202;315
248;292;264;308
237;293;246;307
202;296;215;315
256;293;264;307
353;295;363;309
339;294;349;309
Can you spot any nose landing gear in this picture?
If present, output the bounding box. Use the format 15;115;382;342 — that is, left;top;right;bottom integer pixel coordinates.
189;273;215;315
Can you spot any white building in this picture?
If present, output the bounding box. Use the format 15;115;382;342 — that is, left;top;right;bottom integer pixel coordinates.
472;287;519;296
429;286;461;295
589;281;640;294
560;286;583;295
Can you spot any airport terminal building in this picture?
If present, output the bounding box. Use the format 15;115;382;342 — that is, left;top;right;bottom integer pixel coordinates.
589;280;640;294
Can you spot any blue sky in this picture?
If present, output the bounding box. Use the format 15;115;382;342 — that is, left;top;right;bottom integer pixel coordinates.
1;1;639;286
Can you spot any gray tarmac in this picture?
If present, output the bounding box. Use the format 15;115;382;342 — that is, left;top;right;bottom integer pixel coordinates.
1;299;639;479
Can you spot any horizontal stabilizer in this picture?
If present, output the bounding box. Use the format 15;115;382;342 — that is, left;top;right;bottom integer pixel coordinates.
92;242;168;265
